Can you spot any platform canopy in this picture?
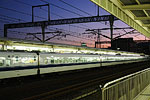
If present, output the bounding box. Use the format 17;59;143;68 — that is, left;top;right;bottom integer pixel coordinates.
90;0;150;38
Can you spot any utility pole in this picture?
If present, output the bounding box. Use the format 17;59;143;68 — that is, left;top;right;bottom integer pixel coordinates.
4;26;7;37
97;29;101;48
85;26;135;49
32;4;50;42
109;15;114;48
32;4;50;22
41;24;46;42
97;5;100;16
85;29;103;48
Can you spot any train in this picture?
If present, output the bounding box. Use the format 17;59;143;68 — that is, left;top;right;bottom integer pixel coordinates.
0;50;148;79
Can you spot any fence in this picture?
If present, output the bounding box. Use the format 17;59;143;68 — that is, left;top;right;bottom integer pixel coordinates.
101;68;150;100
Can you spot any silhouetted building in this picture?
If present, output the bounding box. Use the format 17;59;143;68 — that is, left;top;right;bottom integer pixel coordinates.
137;42;150;55
81;43;87;47
112;38;137;52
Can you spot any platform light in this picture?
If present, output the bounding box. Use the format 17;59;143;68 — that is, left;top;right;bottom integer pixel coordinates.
3;41;145;57
54;48;77;53
6;45;53;52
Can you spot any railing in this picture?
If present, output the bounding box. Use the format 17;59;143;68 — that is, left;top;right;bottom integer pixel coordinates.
101;68;150;100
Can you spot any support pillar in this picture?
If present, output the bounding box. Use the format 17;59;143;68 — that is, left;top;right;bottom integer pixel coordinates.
97;6;100;16
4;26;7;37
48;4;50;21
95;29;101;48
98;29;101;48
41;25;46;43
32;4;50;22
32;6;34;22
109;15;114;49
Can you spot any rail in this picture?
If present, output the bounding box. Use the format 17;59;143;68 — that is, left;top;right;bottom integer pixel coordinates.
101;68;150;100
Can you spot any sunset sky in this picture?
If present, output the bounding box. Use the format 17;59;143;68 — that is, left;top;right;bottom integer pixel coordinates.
0;0;148;48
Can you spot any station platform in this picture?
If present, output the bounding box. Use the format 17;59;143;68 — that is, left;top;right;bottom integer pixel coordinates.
135;84;150;100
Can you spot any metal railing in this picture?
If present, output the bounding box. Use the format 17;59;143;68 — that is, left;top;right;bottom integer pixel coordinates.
101;68;150;100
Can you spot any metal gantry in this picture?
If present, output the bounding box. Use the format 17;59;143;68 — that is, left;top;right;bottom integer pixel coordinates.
4;15;118;29
27;31;63;42
85;26;135;48
32;4;50;22
4;15;118;47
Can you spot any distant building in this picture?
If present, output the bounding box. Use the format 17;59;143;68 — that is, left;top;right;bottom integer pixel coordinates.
137;42;150;55
111;38;137;52
81;43;87;47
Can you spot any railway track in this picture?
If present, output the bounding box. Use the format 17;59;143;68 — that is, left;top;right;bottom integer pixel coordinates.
21;60;150;100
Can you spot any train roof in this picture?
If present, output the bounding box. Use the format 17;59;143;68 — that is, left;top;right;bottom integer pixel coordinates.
0;37;144;55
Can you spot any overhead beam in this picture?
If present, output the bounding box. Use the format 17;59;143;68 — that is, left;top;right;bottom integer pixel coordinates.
122;4;150;10
90;0;150;37
135;0;150;19
86;27;132;31
4;15;118;29
114;29;135;39
134;17;150;20
32;4;50;22
27;31;62;35
143;24;150;27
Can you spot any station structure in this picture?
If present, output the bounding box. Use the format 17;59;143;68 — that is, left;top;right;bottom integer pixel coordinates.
0;0;150;100
91;0;150;37
0;37;141;55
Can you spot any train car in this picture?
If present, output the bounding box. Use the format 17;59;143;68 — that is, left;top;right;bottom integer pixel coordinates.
0;51;38;79
0;51;38;67
39;53;100;65
0;51;147;79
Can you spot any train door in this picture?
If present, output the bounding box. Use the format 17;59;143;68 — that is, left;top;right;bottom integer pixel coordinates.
0;57;5;67
6;59;11;66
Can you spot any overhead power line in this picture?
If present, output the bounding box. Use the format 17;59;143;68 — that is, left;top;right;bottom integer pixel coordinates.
0;14;26;22
12;0;89;30
40;0;83;17
59;0;92;16
0;6;46;20
0;17;19;23
13;0;32;6
54;38;94;46
0;19;11;23
47;27;95;41
13;0;65;19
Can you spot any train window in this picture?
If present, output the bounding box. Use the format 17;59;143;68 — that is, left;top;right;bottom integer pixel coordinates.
55;59;58;64
6;60;11;66
44;59;48;64
51;59;54;64
59;59;62;64
75;59;78;63
62;58;66;63
0;60;4;66
16;56;19;61
34;56;36;61
69;58;73;63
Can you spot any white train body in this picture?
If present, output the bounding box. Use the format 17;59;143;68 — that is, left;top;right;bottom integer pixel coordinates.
0;51;147;79
0;51;37;67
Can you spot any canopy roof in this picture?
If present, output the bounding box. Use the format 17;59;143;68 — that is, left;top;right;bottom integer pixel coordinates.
120;0;150;29
91;0;150;37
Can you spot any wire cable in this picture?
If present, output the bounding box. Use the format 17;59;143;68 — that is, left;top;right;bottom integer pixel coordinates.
0;17;19;23
59;0;92;16
47;26;95;41
0;19;11;23
0;14;26;22
40;0;83;17
0;6;46;20
13;0;89;30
